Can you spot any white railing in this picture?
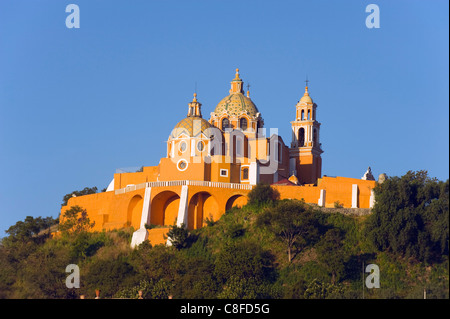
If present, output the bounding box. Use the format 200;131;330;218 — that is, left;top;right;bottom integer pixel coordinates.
115;180;253;194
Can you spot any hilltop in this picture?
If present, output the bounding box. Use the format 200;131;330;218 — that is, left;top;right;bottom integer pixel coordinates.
0;171;448;299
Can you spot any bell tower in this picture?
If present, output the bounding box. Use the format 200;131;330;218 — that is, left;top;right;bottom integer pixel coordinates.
289;83;323;185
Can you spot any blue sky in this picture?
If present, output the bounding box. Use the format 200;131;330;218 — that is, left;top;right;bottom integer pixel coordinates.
0;0;448;237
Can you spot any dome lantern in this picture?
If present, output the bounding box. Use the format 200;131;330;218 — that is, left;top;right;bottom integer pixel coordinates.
170;93;212;138
299;86;313;104
187;92;202;117
229;68;244;94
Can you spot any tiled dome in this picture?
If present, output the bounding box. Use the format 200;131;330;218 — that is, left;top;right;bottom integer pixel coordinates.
171;116;213;138
213;93;259;117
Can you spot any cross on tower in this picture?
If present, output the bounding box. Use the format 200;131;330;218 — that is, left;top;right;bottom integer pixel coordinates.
305;76;309;87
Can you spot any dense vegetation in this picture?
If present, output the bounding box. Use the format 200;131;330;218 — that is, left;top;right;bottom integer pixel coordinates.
0;171;448;299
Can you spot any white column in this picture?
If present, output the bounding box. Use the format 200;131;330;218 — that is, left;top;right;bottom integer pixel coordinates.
318;189;326;207
191;139;196;157
176;185;189;227
140;187;152;228
352;184;359;208
171;141;175;158
130;186;152;249
130;228;148;248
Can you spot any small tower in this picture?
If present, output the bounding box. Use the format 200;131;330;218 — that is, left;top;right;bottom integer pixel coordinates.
168;93;213;160
229;68;244;94
209;68;263;135
289;83;323;185
187;93;202;117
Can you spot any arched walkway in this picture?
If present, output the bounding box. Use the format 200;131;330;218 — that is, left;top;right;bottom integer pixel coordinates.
188;191;219;230
150;191;180;227
127;195;143;229
225;194;248;211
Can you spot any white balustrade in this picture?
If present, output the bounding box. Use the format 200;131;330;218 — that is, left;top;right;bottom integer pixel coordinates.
115;180;252;194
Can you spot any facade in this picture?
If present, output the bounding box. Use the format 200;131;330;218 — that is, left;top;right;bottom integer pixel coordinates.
59;69;376;247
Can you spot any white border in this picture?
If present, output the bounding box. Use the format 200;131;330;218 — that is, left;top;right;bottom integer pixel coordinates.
220;168;228;177
177;159;189;171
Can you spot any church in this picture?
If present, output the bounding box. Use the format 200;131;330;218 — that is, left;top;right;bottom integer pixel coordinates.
59;69;376;247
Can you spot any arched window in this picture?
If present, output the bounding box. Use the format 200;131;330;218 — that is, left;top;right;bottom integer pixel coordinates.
298;128;305;147
197;140;205;152
239;118;248;131
307;110;311;120
301;110;305;120
179;141;187;153
222;118;229;130
242;167;249;180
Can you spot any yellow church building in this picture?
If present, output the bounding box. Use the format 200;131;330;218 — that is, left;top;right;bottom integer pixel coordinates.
60;69;376;247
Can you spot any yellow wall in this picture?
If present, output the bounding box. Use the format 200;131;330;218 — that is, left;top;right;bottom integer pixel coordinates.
274;176;375;208
61;189;147;232
318;176;375;208
273;184;321;204
114;166;159;190
159;157;207;182
60;184;251;235
59;176;375;247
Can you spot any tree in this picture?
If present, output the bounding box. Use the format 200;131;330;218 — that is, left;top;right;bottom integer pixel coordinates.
59;205;95;234
83;257;137;298
62;186;98;206
316;229;346;284
214;241;274;290
303;278;345;299
247;183;280;206
14;241;76;299
256;200;320;262
365;170;449;263
4;216;57;245
166;223;190;250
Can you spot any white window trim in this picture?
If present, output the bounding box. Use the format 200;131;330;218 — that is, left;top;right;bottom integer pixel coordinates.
220;169;228;177
177;159;189;172
241;165;250;181
197;140;205;152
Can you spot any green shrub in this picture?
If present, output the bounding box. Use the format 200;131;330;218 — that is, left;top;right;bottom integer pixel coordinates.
247;183;280;206
215;240;274;284
334;200;343;208
83;257;137;298
166;223;191;250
